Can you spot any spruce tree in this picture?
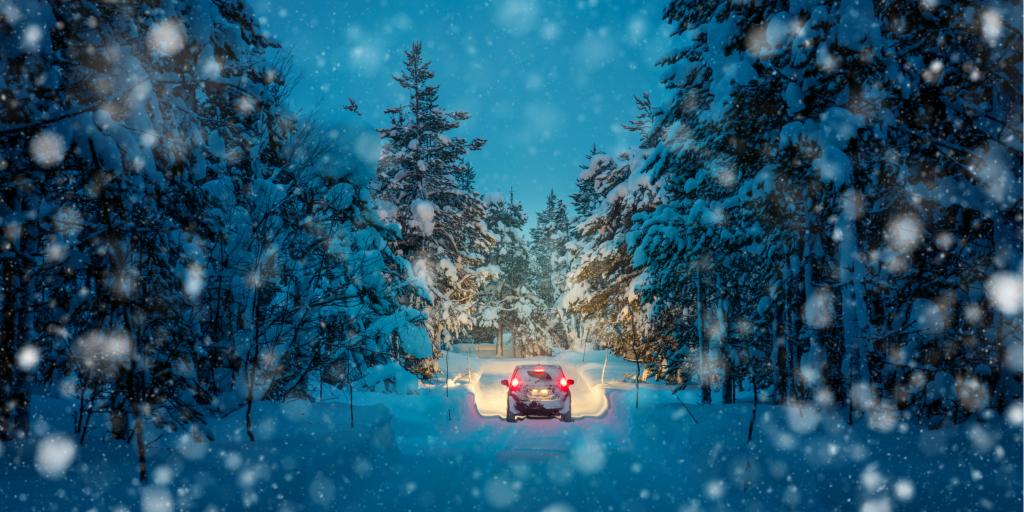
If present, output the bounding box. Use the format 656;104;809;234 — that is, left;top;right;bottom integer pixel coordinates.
375;43;493;366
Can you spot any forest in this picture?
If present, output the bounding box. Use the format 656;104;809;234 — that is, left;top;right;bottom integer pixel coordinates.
1;0;1021;510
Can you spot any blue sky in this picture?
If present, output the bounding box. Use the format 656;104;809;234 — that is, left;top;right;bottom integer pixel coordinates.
250;0;671;222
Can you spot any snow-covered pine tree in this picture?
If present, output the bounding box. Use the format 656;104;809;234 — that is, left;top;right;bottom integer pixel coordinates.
258;120;430;402
570;145;618;220
0;0;288;474
474;194;551;357
375;43;492;369
635;0;1021;420
529;191;572;347
565;129;658;359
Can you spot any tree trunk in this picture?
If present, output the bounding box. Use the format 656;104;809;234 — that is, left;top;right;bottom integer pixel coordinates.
132;402;147;482
747;385;758;442
633;340;642;409
495;325;503;357
696;275;711;404
349;378;355;429
246;287;261;442
79;391;96;445
717;280;733;405
110;397;129;440
784;278;796;400
245;376;255;442
838;190;870;400
772;307;787;404
601;350;608;385
75;386;87;434
722;354;735;404
0;253;19;440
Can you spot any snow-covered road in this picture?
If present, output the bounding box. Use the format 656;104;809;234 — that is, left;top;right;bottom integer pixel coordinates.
2;349;1019;511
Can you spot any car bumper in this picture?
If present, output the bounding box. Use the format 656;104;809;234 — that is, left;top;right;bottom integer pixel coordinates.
508;395;570;416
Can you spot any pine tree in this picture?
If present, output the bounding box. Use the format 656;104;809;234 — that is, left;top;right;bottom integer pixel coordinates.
565;106;659;358
528;191;572;347
375;43;493;368
476;194;551;357
633;0;1021;418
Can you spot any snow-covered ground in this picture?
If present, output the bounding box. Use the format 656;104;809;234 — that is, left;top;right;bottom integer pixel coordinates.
1;350;1020;511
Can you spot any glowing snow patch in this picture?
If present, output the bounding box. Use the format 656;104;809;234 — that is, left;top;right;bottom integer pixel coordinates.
884;214;922;254
184;263;205;300
146;19;186;57
29;131;67;168
34;434;76;479
981;10;1003;46
984;272;1022;314
15;344;40;371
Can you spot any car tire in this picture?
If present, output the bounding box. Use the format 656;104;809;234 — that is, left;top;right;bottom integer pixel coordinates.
561;398;572;422
506;403;516;423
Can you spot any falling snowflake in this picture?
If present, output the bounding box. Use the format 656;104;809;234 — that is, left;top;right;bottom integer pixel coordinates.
893;479;915;502
884;214;922;254
201;57;223;79
15;344;40;371
236;95;257;114
29;130;67;168
146;19;186;57
21;23;43;52
74;329;132;373
34;434;77;480
411;199;436;236
183;262;206;300
980;9;1004;46
984;272;1022;315
803;287;834;329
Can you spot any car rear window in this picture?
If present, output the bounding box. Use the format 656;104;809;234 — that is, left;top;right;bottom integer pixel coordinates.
518;367;557;384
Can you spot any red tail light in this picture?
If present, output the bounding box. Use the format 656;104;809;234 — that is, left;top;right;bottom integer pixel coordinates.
510;377;520;389
559;376;568;389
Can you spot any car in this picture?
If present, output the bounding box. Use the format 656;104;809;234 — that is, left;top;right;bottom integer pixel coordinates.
501;364;574;422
